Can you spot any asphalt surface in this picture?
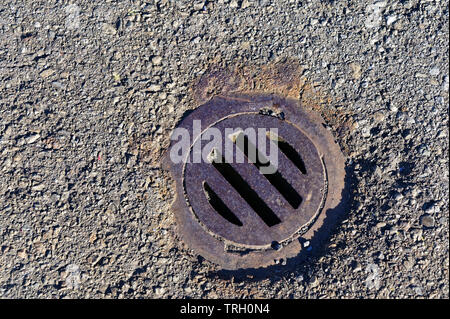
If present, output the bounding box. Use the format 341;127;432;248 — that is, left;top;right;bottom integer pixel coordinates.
0;0;448;298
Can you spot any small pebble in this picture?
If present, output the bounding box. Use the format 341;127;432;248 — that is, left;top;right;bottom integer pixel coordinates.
147;84;161;92
429;67;440;76
271;241;281;250
193;1;205;11
420;214;435;228
386;15;397;26
26;134;40;144
152;56;162;66
230;0;240;8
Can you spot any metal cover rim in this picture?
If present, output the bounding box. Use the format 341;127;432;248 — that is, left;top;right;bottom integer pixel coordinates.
164;93;347;270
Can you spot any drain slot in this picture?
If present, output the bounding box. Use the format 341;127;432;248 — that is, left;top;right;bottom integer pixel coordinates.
207;149;281;227
278;140;307;175
267;132;307;175
231;131;302;209
203;182;243;226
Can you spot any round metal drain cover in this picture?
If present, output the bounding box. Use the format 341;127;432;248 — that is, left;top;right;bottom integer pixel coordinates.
164;93;346;270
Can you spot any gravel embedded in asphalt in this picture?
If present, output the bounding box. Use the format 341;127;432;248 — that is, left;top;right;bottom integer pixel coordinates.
0;0;448;298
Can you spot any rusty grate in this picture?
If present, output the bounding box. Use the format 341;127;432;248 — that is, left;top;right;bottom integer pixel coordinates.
185;113;324;246
164;93;346;270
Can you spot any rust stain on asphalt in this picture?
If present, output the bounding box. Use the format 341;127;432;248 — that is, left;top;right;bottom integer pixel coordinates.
134;58;353;173
191;58;354;147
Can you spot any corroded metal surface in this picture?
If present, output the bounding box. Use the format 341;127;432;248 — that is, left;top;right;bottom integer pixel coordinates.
164;93;346;270
185;114;324;246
